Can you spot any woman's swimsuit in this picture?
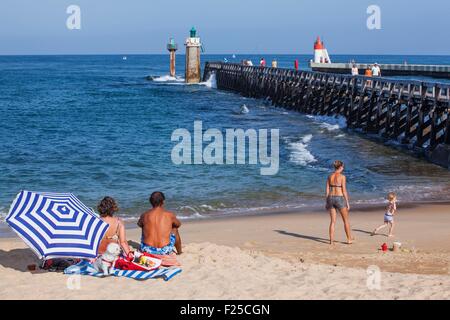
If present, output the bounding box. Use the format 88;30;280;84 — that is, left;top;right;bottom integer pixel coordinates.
98;218;120;254
105;219;120;242
326;177;346;210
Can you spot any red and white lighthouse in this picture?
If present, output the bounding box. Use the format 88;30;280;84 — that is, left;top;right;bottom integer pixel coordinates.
313;36;331;64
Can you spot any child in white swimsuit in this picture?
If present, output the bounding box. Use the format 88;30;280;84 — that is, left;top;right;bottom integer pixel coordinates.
371;192;397;237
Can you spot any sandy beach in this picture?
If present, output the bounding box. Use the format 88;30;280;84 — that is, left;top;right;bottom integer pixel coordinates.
1;202;449;300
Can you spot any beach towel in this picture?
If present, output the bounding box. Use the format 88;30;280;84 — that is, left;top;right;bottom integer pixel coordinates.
64;260;181;281
148;253;181;267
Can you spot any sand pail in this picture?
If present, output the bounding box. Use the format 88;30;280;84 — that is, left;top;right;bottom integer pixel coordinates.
393;242;402;252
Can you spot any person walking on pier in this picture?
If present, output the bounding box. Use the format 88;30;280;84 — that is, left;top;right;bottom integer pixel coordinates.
371;63;381;77
351;64;359;76
259;58;266;67
294;59;299;70
364;66;373;86
271;59;278;68
326;160;354;245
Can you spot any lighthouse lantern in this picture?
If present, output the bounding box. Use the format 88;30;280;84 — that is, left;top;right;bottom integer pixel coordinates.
190;27;197;38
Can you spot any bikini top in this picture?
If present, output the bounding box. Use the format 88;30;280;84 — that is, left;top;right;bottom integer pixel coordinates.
329;175;343;189
105;217;120;241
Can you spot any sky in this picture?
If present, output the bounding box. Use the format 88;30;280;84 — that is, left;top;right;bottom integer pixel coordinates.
0;0;449;55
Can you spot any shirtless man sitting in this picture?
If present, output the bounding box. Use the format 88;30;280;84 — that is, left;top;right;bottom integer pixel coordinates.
137;191;182;255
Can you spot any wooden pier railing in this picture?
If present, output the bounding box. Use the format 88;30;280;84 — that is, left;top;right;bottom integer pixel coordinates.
203;62;450;169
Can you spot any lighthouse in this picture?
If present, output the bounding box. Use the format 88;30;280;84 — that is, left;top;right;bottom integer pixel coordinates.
185;27;202;83
313;36;331;64
167;38;178;77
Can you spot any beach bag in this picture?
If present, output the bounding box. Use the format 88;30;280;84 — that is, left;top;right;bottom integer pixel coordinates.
42;258;80;272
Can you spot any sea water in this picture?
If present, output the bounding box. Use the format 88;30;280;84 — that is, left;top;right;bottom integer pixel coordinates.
1;54;450;229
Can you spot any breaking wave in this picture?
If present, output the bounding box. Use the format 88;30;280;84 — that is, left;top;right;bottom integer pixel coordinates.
152;75;185;82
0;208;7;223
149;73;217;89
306;115;347;131
200;73;217;89
286;134;317;166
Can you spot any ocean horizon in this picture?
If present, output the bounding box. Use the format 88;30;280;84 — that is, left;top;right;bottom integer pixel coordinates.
1;54;450;231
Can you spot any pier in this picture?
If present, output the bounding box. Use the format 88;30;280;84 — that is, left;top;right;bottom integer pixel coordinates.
309;36;450;79
310;62;450;79
203;62;450;169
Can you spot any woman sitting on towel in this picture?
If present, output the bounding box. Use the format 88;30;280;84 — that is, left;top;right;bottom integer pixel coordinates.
97;196;131;256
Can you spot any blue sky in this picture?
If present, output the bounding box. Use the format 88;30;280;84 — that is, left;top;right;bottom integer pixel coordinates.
0;0;448;55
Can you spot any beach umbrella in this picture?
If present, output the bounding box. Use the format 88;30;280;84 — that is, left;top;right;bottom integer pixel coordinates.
6;190;108;260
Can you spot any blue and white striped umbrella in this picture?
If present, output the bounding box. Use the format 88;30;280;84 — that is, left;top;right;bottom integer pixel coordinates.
6;191;109;260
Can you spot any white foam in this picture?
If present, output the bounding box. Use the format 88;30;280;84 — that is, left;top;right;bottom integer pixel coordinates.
119;215;139;222
306;115;347;131
388;184;448;201
199;204;216;211
200;73;217;89
301;134;313;144
152;73;217;88
286;134;317;166
178;212;205;220
177;205;209;218
0;208;7;223
239;104;249;114
119;207;206;222
152;75;185;83
352;198;387;205
230;202;307;213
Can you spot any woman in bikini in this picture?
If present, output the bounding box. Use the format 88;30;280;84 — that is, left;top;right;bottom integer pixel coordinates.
326;160;354;245
97;196;131;256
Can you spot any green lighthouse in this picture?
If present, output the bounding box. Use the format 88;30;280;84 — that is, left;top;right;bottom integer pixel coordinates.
185;26;202;83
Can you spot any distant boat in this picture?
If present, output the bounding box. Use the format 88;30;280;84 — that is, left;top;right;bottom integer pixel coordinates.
232;54;236;59
122;56;127;60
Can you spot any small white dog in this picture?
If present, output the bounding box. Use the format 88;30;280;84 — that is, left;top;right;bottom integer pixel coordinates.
93;243;121;276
